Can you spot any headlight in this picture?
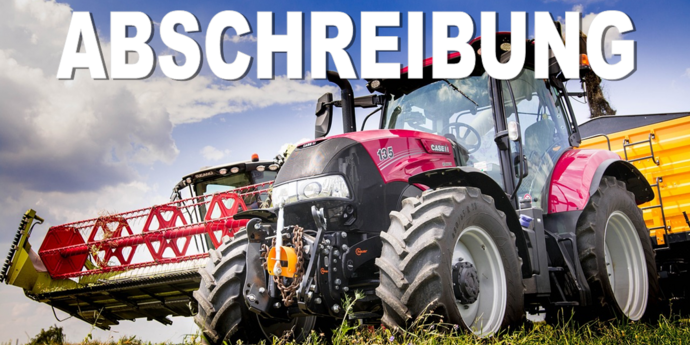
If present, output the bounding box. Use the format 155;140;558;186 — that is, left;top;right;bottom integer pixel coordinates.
272;175;351;205
303;182;322;198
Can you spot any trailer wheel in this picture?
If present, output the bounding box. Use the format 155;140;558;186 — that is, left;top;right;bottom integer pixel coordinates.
576;176;664;321
376;187;524;337
194;231;323;344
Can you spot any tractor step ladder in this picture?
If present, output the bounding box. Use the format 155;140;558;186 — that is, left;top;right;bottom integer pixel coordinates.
623;133;660;165
622;133;670;248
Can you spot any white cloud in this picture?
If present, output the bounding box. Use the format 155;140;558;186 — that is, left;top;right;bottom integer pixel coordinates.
0;0;334;194
223;33;258;43
683;68;690;78
126;72;333;125
200;145;227;161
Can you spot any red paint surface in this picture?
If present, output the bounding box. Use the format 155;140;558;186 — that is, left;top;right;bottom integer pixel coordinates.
330;129;457;183
547;149;621;213
204;192;248;248
38;183;269;279
88;215;135;268
38;225;88;277
400;32;512;74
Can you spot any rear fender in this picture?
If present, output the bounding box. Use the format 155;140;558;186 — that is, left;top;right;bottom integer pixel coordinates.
547;149;654;214
409;167;533;278
590;160;654;204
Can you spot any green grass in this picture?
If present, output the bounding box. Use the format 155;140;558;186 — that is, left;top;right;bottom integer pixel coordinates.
320;316;690;345
16;294;690;345
291;293;690;345
14;316;690;345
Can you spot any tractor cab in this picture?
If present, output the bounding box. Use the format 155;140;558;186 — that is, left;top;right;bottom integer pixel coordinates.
377;59;574;207
311;34;581;208
170;154;280;251
172;154;279;212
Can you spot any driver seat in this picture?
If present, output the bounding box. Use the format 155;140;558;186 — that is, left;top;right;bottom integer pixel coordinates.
519;119;557;202
524;119;556;159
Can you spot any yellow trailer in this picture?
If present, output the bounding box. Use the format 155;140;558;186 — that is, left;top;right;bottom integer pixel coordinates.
579;112;690;304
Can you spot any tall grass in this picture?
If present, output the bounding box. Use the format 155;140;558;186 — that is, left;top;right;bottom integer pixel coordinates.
280;291;690;345
322;316;690;345
22;293;690;345
18;317;690;345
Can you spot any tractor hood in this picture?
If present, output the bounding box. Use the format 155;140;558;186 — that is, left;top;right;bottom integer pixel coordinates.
273;129;456;234
274;129;456;186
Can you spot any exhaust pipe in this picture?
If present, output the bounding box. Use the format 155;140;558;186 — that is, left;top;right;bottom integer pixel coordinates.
326;71;356;133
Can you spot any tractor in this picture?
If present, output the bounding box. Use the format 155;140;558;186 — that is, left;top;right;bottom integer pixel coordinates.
193;32;664;343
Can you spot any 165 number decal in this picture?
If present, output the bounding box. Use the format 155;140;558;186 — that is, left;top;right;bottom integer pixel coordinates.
377;146;394;161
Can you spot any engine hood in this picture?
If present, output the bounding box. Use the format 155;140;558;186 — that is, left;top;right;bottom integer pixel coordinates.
275;129;456;186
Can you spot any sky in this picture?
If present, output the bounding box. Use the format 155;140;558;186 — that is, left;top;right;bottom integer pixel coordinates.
1;0;690;343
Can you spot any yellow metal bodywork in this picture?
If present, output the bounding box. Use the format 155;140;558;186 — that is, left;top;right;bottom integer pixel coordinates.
5;210;80;294
580;116;690;245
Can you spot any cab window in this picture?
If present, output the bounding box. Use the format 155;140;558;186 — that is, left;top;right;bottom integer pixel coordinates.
502;69;571;204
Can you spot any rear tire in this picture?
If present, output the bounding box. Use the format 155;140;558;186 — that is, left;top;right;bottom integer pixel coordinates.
194;231;324;344
576;176;664;321
375;187;524;337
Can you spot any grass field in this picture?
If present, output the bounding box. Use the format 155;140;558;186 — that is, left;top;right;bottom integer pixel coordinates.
12;316;690;345
12;294;690;345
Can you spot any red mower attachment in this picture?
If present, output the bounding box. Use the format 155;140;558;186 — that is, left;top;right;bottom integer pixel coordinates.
38;182;271;279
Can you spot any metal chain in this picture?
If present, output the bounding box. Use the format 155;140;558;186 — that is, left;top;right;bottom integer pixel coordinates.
259;225;306;307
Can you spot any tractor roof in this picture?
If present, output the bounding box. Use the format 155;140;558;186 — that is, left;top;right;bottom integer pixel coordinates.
368;32;536;97
174;157;276;192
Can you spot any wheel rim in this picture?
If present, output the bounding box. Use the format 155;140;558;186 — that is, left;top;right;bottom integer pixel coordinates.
257;314;316;342
604;211;648;320
451;226;507;337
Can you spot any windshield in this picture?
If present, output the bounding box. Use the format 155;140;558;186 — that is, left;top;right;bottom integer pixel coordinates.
383;73;506;188
194;170;277;211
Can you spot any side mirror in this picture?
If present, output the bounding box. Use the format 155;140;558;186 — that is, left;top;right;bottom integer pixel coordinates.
315;93;333;138
512;153;529;178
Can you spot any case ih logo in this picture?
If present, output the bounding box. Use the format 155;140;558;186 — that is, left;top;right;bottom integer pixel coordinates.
430;144;449;153
355;248;368;256
194;171;215;178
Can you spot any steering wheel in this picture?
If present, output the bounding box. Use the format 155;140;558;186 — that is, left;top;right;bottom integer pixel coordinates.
442;122;482;153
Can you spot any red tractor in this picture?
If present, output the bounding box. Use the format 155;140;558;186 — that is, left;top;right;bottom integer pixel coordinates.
193;33;663;343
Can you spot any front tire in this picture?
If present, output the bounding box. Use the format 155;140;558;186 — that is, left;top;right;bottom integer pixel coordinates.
376;187;524;337
193;231;321;344
576;176;664;321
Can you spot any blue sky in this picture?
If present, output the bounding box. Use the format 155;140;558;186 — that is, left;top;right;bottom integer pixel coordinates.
1;0;690;342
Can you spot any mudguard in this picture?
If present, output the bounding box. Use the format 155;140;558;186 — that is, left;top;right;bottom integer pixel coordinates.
409;167;533;278
547;149;654;214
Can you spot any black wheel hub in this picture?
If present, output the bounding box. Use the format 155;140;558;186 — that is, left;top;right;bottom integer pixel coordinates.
452;260;480;304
